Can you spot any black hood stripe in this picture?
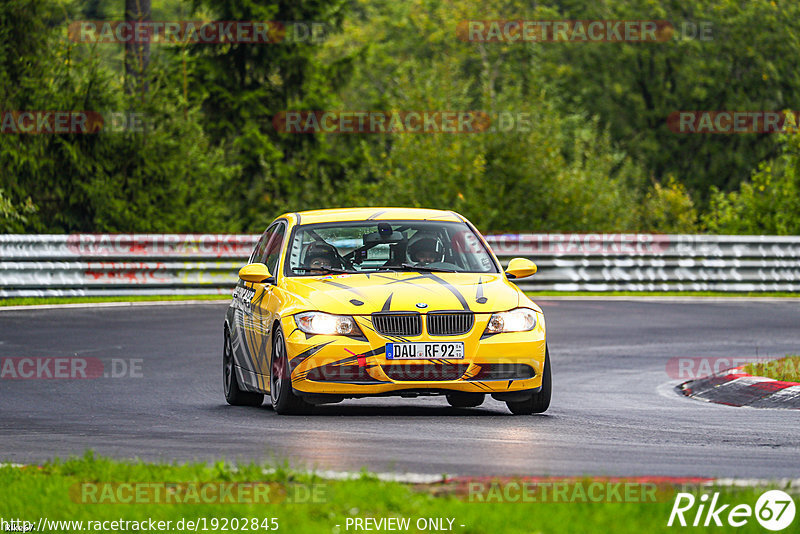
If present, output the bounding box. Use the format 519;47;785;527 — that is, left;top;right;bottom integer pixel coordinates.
382;275;428;285
289;340;335;372
420;272;471;311
321;279;371;301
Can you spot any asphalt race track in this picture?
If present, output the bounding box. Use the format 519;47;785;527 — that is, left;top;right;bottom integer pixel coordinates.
1;299;799;478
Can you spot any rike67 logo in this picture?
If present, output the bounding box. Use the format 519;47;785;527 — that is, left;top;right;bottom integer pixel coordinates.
668;490;796;530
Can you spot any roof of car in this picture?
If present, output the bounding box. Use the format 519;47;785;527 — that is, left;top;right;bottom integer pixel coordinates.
283;207;464;225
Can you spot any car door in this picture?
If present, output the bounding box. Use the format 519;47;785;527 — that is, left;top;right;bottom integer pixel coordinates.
245;221;287;391
232;221;286;392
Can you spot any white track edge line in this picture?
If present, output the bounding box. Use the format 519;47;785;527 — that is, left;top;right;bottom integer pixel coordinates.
0;300;230;311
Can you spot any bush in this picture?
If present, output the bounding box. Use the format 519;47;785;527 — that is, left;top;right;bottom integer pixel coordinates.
640;177;699;234
703;125;800;235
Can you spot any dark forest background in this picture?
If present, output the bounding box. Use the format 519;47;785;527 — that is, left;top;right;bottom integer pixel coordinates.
2;0;799;234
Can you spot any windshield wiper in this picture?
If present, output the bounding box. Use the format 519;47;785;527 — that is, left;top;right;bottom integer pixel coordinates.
399;263;457;273
293;267;354;275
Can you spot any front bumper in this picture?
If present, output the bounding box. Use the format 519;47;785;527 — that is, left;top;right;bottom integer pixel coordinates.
282;312;546;397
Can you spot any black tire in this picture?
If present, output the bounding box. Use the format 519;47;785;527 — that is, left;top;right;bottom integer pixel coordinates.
223;328;264;407
506;347;551;415
446;393;485;408
270;325;313;415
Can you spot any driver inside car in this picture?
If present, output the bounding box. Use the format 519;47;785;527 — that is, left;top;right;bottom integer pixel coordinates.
302;242;341;274
407;237;444;265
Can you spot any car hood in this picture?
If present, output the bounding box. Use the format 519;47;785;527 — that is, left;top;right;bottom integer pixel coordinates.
281;271;530;315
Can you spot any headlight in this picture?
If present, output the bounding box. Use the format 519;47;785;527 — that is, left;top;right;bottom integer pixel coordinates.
295;311;361;336
484;308;538;334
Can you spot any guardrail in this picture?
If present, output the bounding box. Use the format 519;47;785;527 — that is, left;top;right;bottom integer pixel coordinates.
1;233;799;297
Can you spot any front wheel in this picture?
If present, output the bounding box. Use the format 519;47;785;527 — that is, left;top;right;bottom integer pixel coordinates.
223;329;264;407
270;326;313;415
506;347;551;415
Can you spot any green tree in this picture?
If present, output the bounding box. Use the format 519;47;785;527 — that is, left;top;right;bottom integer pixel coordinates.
703;124;800;234
316;0;648;232
535;0;800;200
186;0;354;230
0;0;239;232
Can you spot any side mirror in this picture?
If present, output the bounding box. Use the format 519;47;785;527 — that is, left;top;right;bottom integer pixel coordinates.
238;263;274;284
505;258;537;279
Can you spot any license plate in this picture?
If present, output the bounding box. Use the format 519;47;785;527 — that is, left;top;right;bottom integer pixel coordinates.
386;342;464;360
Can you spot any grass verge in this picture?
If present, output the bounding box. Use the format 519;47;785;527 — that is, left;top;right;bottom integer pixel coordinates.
0;454;795;533
744;355;800;383
0;295;230;307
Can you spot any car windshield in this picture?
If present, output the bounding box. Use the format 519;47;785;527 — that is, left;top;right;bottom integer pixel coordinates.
285;220;499;276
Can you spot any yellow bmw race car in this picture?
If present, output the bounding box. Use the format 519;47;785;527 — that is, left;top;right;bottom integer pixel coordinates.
223;207;550;415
